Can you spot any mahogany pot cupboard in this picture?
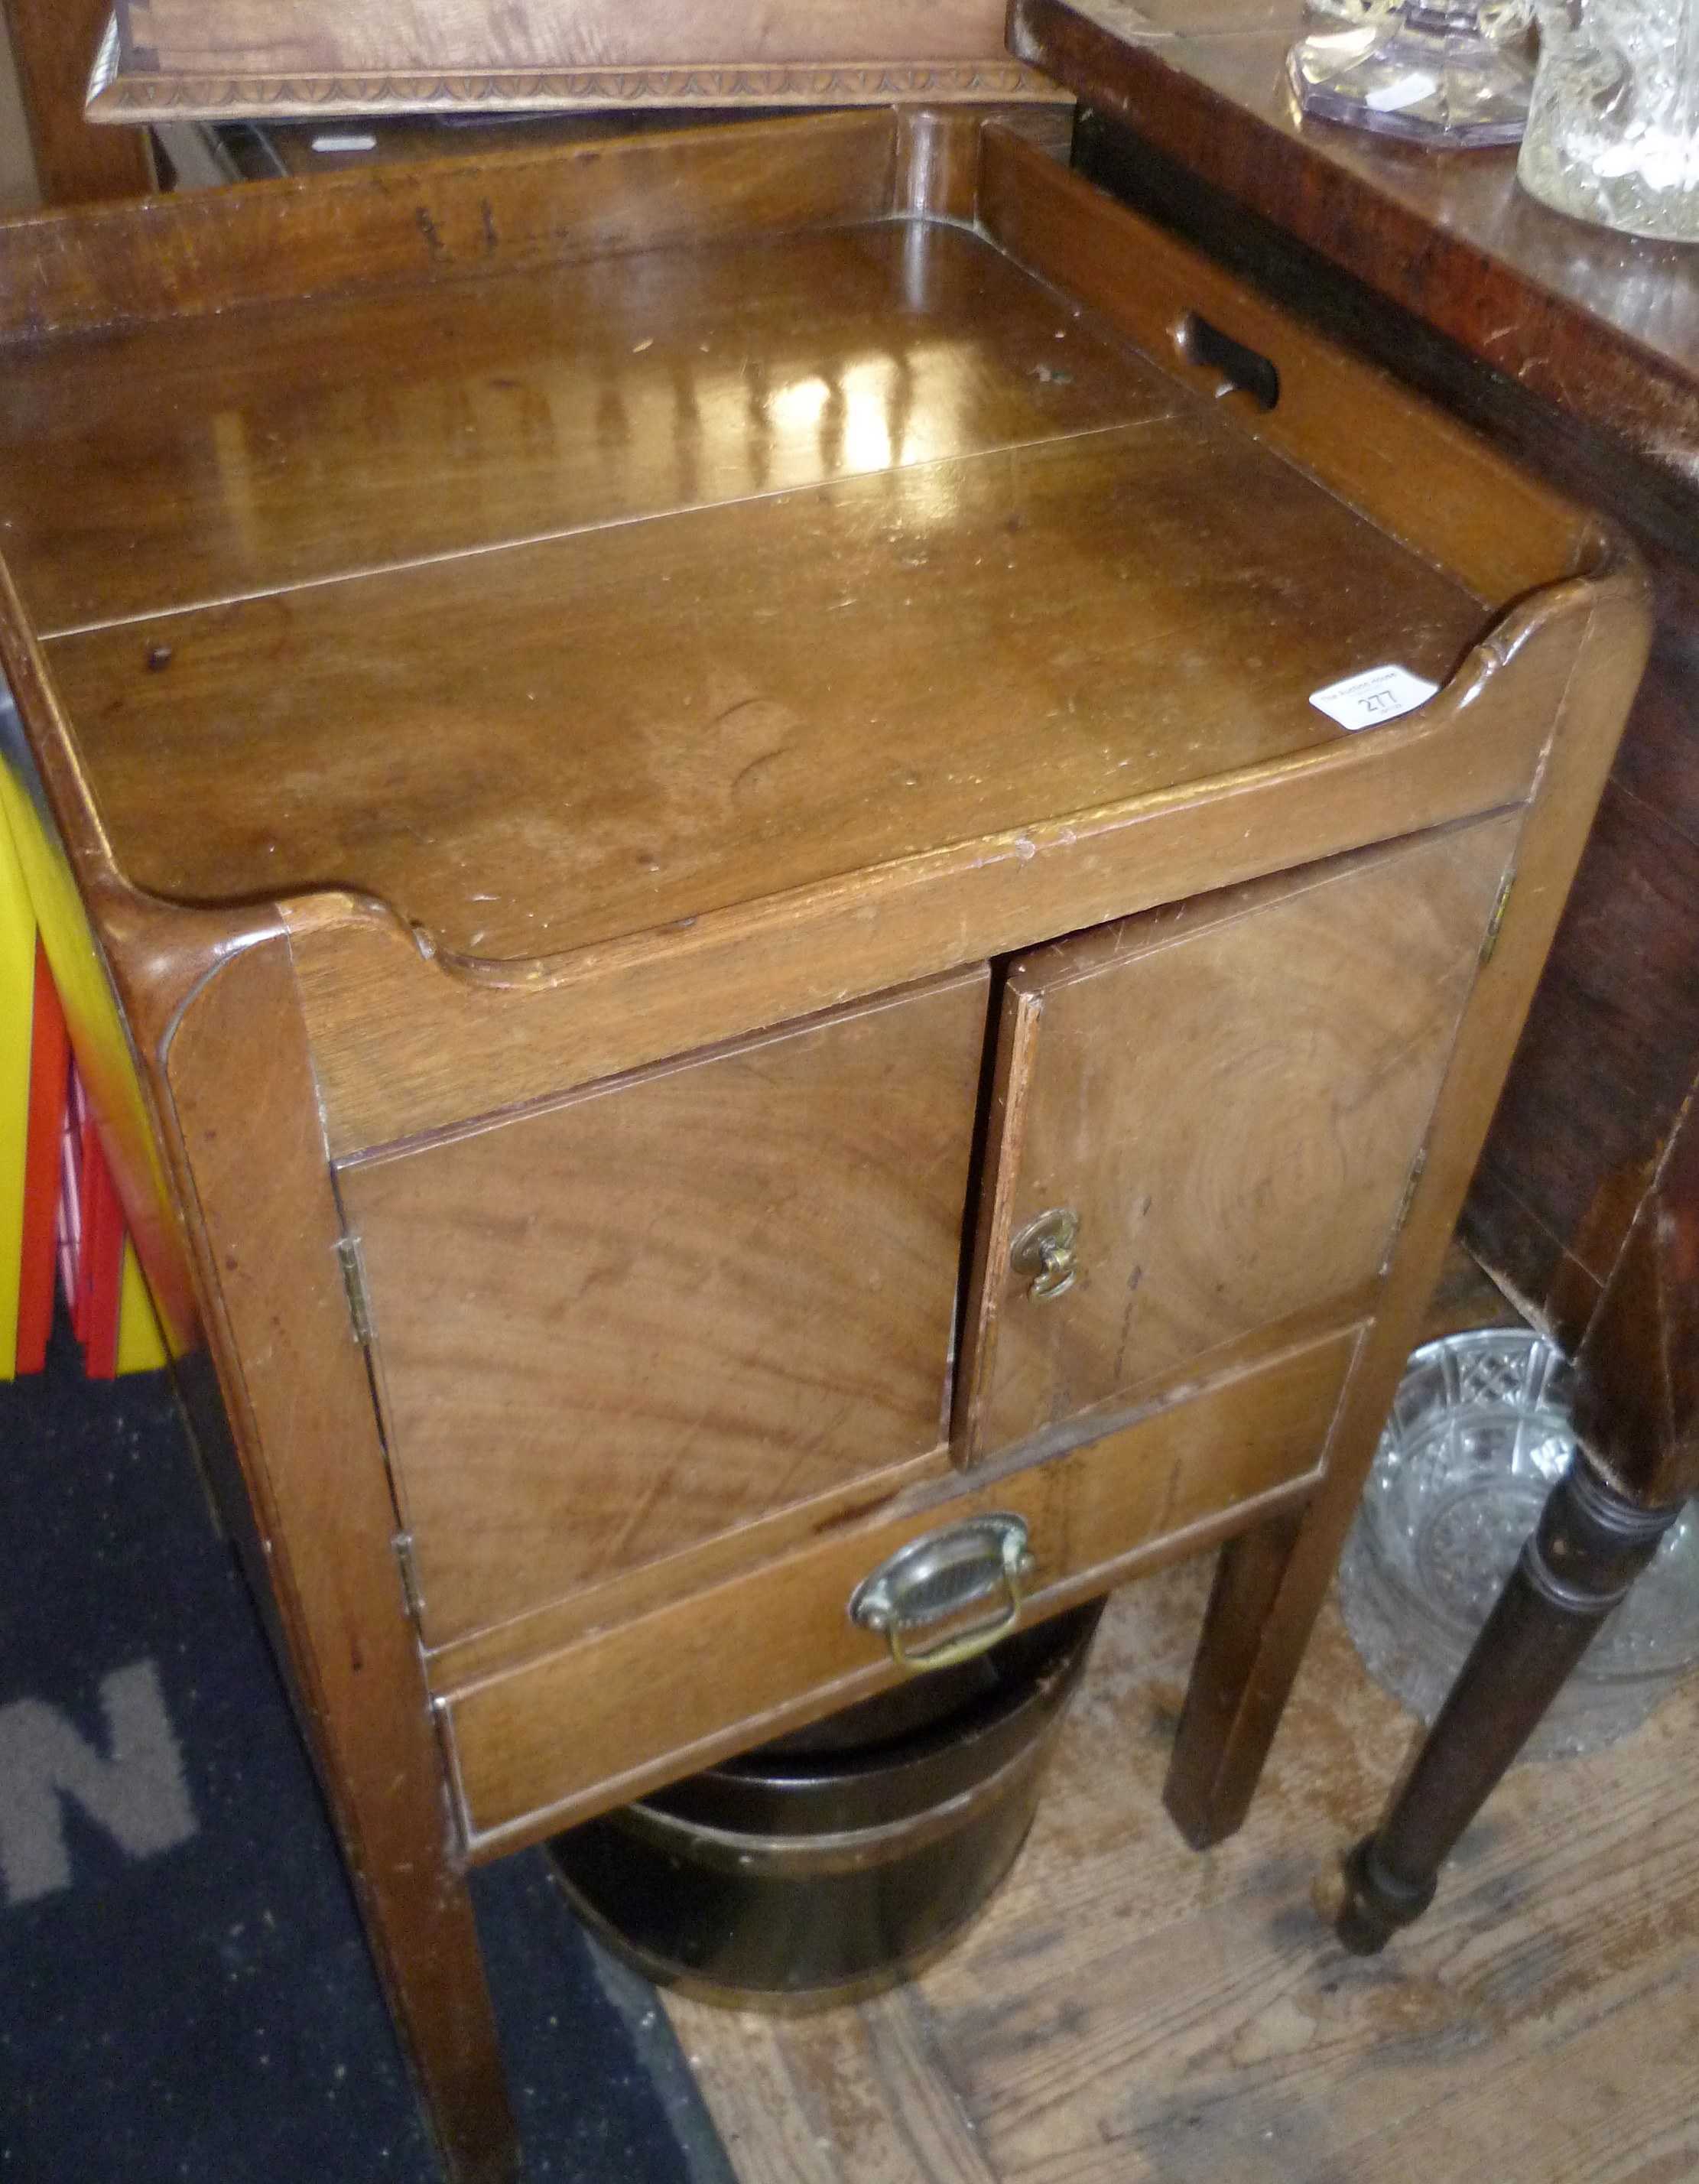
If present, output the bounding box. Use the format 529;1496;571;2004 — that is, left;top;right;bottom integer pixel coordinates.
0;112;1648;2180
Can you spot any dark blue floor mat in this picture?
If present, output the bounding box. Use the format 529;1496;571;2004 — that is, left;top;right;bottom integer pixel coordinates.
0;1312;721;2184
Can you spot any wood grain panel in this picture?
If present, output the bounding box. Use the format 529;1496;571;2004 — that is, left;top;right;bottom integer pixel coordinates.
420;1439;954;1695
2;218;1172;634
420;1288;1366;1695
112;0;1031;76
959;814;1520;1463
339;967;989;1648
48;407;1488;960
442;1322;1356;1850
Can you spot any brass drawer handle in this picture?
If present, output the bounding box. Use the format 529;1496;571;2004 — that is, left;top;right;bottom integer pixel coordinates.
849;1515;1038;1674
1011;1207;1079;1300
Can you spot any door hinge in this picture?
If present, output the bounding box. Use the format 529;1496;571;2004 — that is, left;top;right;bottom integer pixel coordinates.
1480;872;1515;967
393;1530;425;1621
334;1232;374;1347
1382;1148;1428;1269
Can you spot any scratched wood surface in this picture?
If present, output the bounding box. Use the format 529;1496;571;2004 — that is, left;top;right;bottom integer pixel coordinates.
664;1562;1699;2184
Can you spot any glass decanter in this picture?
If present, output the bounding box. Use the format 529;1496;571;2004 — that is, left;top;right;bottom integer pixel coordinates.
1288;0;1536;145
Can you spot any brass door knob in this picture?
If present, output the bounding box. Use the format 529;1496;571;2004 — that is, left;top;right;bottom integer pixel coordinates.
1010;1207;1080;1299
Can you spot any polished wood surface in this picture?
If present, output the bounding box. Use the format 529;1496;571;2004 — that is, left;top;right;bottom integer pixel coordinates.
442;1322;1352;1852
7;216;1169;634
665;1561;1699;2184
339;969;989;1647
1;0;151;204
960;817;1518;1465
50;408;1484;954
283;626;1562;1162
39;313;1486;968
972;126;1593;610
0;106;902;339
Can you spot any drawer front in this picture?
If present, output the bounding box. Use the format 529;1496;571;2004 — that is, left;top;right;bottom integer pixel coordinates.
956;812;1520;1464
441;1321;1358;1851
339;965;989;1649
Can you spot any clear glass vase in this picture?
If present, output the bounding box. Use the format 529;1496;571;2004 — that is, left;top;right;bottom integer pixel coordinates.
1288;2;1535;146
1518;0;1699;239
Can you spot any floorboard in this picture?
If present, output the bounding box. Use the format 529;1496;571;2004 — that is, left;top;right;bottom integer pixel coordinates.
664;1555;1699;2183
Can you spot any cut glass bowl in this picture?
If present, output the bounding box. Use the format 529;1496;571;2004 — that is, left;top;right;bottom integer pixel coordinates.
1339;1329;1699;1759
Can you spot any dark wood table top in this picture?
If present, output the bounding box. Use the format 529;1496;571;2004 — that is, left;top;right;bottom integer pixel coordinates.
1012;0;1699;515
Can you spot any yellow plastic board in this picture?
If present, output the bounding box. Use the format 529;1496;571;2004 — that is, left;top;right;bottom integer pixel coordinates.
115;1237;169;1376
1;691;191;1360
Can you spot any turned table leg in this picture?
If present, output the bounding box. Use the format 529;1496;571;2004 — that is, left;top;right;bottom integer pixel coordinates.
1336;1077;1699;1952
1334;1455;1679;1952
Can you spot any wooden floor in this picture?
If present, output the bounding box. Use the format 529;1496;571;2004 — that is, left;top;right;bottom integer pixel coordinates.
664;1555;1699;2184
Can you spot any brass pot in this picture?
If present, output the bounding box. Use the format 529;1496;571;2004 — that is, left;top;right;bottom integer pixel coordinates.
548;1598;1103;2008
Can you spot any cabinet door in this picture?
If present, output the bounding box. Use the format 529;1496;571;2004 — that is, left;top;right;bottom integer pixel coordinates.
339;965;989;1648
955;814;1519;1466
